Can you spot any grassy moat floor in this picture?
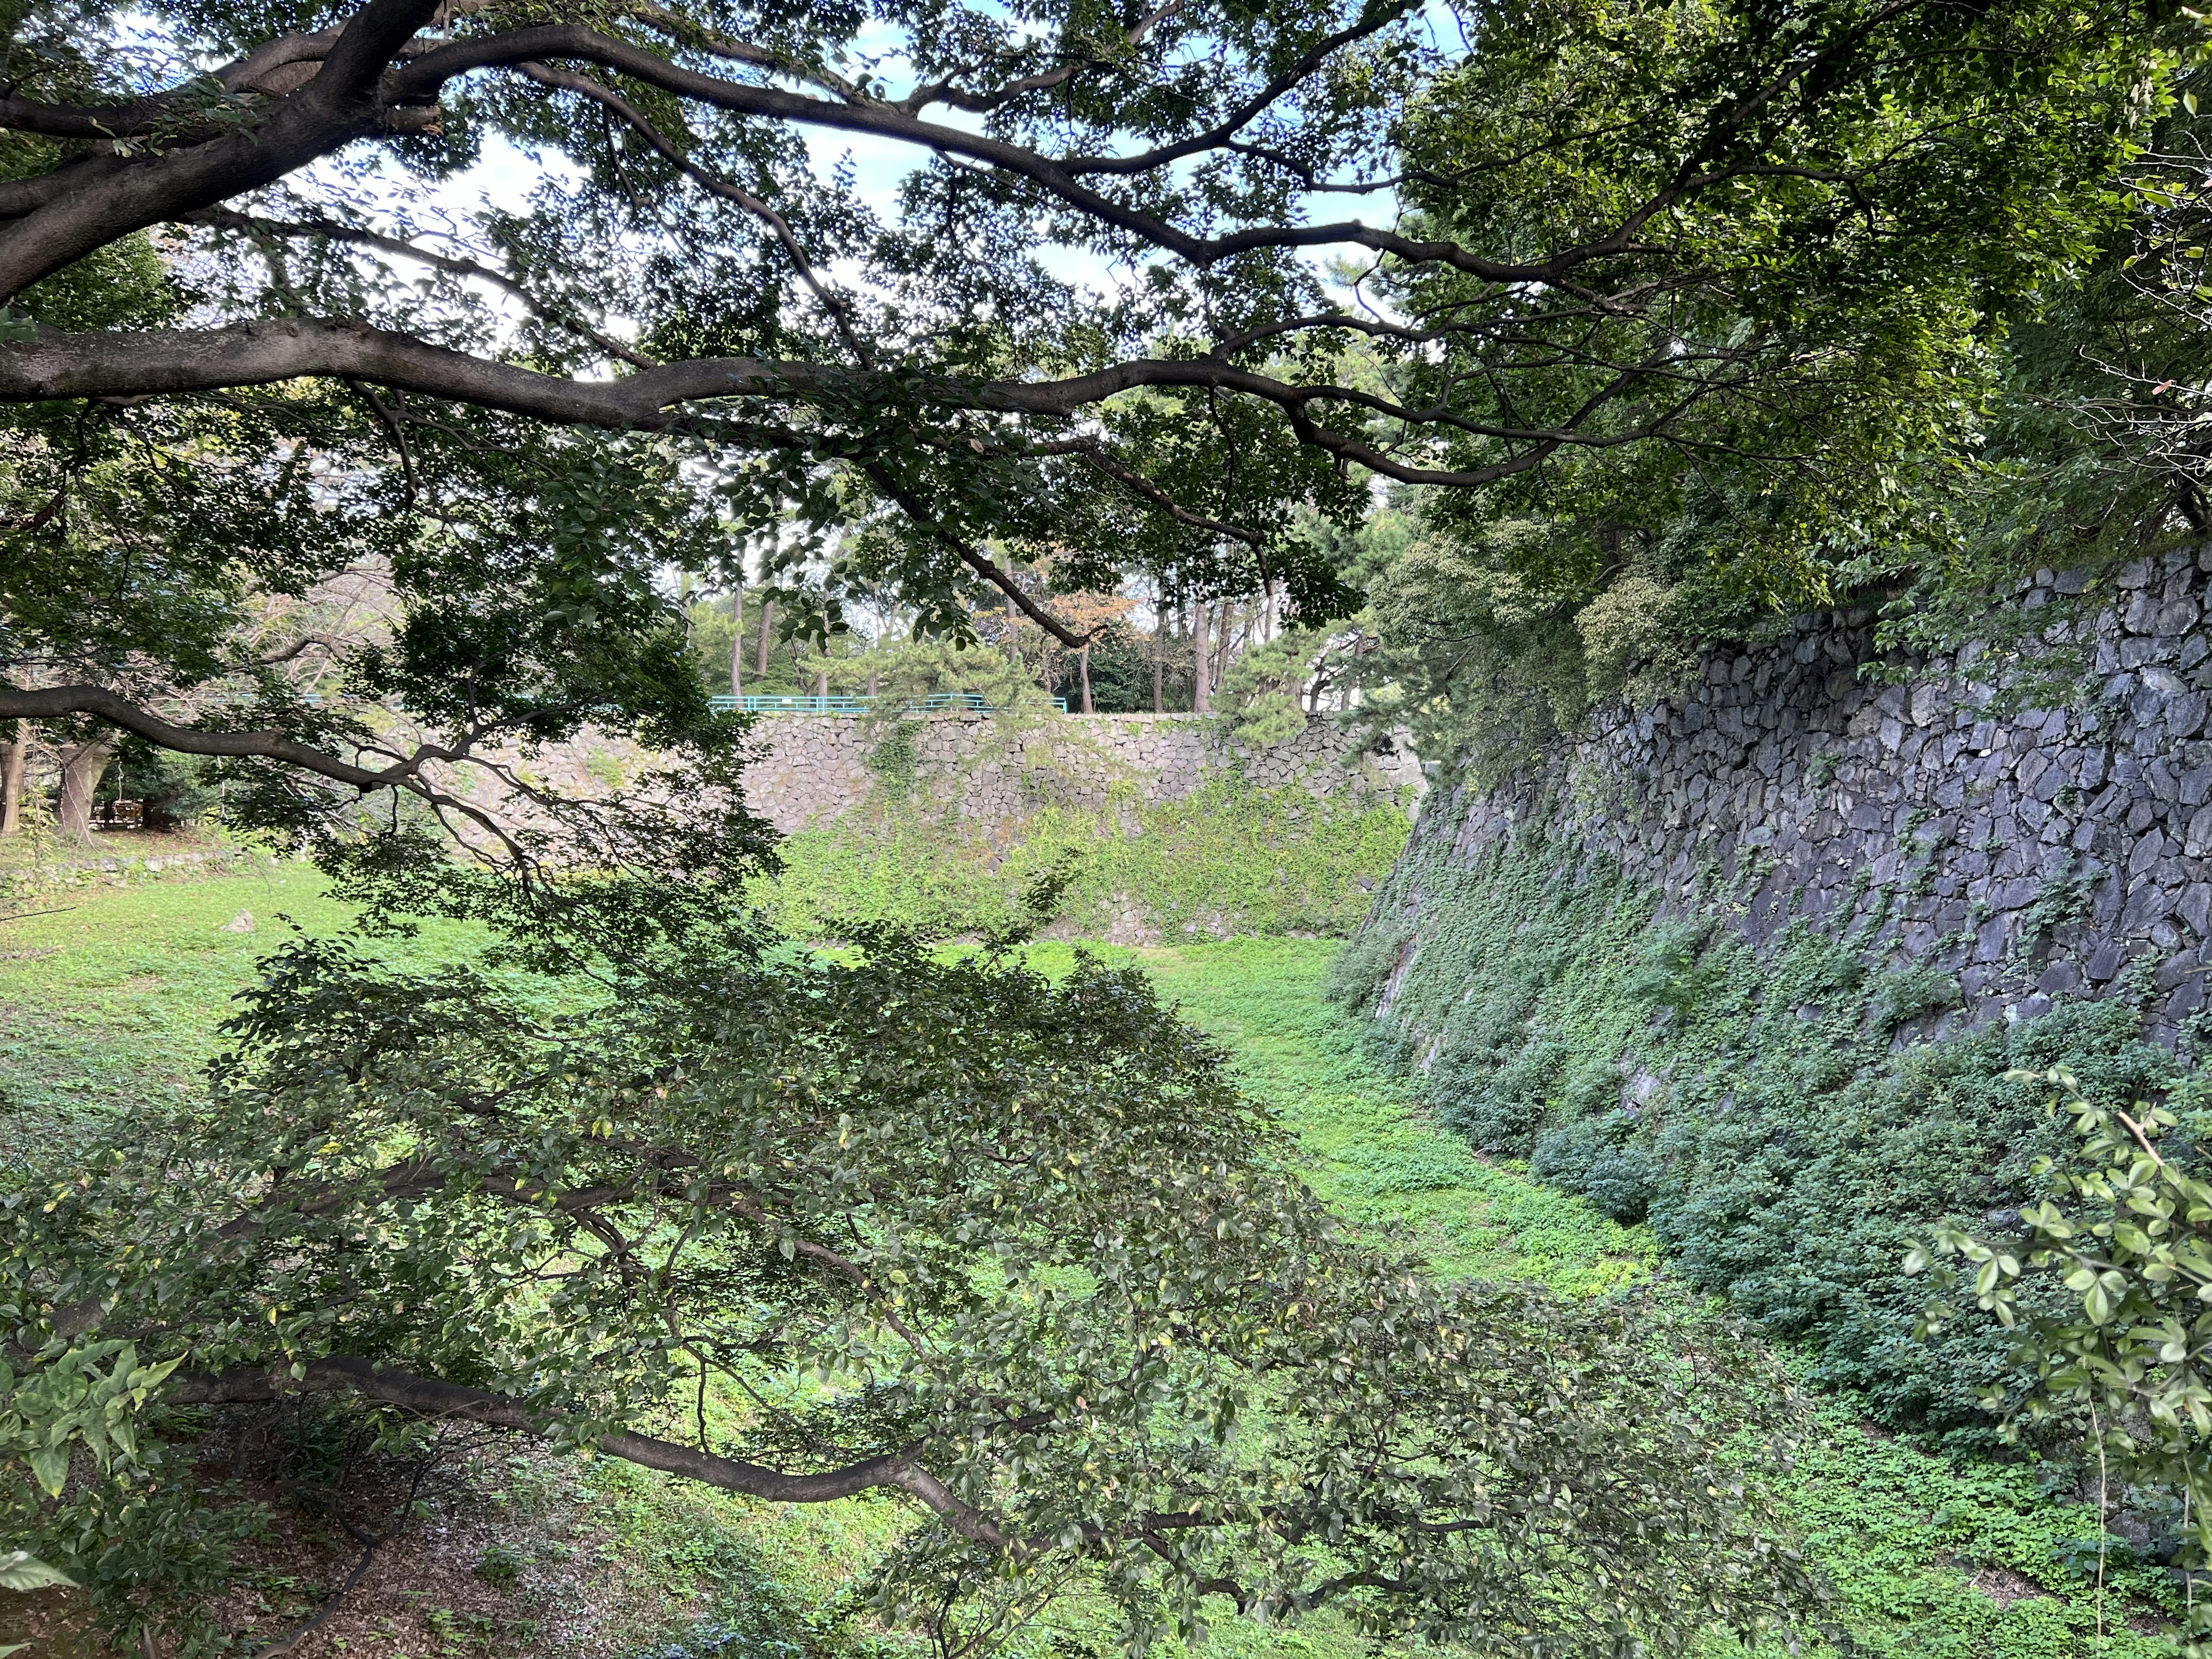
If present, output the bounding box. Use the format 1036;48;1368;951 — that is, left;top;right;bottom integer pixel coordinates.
0;859;2184;1659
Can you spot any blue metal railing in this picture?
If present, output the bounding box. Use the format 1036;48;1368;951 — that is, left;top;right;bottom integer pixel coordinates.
710;691;1069;716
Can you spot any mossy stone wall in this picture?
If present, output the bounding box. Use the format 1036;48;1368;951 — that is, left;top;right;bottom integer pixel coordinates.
1406;543;2212;1044
1333;546;2212;1437
741;711;1422;836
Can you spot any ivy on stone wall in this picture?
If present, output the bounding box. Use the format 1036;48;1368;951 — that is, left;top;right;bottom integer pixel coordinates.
1330;834;2186;1441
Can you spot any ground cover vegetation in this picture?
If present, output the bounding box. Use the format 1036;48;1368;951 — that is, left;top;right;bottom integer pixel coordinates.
762;780;1412;944
6;824;1835;1659
1324;826;2212;1647
1327;834;2190;1439
0;877;2192;1658
760;694;1416;945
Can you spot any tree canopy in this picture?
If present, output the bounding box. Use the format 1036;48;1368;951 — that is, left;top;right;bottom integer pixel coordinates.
10;919;1827;1656
0;0;2186;827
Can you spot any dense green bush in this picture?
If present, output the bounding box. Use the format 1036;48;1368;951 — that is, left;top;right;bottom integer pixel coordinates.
1329;834;2184;1442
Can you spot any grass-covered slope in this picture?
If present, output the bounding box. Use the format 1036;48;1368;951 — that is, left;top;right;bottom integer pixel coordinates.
1056;939;2186;1658
759;781;1411;943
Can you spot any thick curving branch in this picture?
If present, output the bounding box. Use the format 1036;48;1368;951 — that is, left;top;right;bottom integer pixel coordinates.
169;1355;997;1528
0;681;429;790
0;320;1604;487
0;0;449;298
0;681;545;868
388;25;1585;286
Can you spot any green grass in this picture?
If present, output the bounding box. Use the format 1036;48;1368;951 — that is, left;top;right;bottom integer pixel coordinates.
1013;937;1654;1296
0;861;518;1153
0;866;2190;1657
1012;938;2185;1657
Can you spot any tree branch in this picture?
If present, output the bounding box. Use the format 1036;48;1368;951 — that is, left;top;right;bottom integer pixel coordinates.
187;206;660;369
513;63;872;363
169;1355;978;1516
0;320;1613;487
0;681;426;790
389;25;1578;286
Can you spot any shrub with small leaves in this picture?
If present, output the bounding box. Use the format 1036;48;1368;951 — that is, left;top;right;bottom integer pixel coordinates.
1908;1066;2212;1653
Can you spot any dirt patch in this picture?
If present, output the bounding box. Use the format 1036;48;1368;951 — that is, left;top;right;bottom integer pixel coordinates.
1963;1563;2048;1607
16;1411;742;1659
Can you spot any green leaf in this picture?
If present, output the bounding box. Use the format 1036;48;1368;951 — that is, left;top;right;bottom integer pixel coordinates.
0;1553;75;1592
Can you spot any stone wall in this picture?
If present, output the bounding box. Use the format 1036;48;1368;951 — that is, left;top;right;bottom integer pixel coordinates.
1386;542;2212;1044
738;710;1422;836
5;840;275;903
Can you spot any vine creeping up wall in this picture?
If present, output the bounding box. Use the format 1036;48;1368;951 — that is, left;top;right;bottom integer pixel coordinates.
1331;544;2212;1438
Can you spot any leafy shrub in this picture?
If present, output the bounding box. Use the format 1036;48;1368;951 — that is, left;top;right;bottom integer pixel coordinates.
862;719;920;797
1532;1113;1658;1224
1556;1057;1622;1120
1442;1033;1567;1150
1867;962;1961;1029
474;1543;527;1591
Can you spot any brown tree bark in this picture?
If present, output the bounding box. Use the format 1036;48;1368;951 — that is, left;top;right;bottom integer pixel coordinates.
1152;631;1164;714
55;736;116;840
755;597;775;679
0;719;25;835
729;589;744;698
1191;601;1210;714
1079;643;1093;714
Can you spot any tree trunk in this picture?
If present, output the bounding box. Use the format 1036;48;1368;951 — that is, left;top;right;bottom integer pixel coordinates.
755;597;775;679
815;667;830;699
0;719;25;835
1192;601;1211;713
1079;644;1093;714
56;737;115;841
729;589;744;698
1152;635;1164;714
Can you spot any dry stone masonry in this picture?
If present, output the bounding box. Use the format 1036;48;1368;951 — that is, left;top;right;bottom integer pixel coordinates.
1402;543;2212;1045
740;711;1421;836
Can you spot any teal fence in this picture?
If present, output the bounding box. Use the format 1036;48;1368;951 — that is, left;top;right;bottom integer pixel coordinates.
710;692;1067;716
